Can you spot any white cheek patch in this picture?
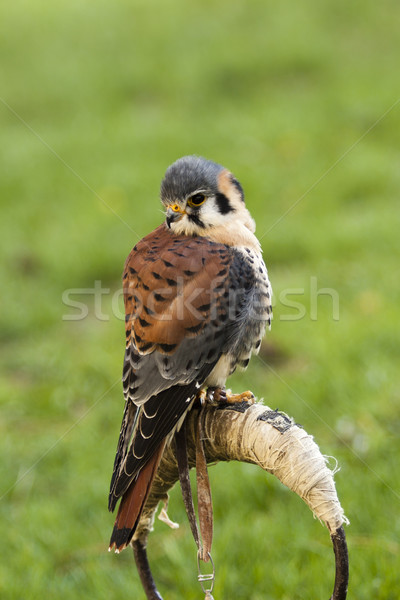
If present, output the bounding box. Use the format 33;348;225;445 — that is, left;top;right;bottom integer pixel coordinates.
201;197;235;228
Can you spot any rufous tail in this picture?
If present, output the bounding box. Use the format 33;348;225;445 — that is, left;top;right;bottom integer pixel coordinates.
109;444;164;552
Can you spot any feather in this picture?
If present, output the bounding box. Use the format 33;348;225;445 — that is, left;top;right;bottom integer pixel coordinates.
109;442;165;552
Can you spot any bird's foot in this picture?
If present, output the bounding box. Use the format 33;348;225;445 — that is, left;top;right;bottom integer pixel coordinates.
224;389;255;404
207;387;255;405
195;388;208;405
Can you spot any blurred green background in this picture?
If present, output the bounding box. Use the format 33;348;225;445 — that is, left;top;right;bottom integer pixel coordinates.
1;1;399;598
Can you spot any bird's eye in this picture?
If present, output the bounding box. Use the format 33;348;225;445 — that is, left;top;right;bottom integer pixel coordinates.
187;193;206;207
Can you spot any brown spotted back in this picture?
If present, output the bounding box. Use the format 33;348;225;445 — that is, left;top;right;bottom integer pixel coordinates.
123;225;232;353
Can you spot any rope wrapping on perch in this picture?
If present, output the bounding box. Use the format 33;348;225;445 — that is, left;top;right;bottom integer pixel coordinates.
131;400;349;599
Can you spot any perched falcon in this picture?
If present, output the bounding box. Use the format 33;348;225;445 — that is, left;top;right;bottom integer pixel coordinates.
108;156;272;552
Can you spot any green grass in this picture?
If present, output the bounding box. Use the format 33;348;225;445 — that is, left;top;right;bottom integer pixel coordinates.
1;0;399;598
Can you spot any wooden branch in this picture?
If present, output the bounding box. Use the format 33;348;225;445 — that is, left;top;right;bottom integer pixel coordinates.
131;401;349;599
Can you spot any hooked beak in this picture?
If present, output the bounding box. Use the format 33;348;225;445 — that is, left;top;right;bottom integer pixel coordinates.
166;204;185;228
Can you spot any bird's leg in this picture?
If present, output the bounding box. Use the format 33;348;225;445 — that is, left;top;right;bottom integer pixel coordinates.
207;387;255;405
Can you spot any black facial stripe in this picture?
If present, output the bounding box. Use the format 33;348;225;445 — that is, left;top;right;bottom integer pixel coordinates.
231;177;245;202
188;212;206;228
215;192;235;215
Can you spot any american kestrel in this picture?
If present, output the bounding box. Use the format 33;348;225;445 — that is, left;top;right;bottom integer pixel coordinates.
108;156;272;552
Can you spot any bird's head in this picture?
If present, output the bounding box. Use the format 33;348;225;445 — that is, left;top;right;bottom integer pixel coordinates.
160;156;256;239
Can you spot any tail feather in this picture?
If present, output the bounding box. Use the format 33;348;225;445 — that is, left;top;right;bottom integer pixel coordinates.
109;443;164;552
